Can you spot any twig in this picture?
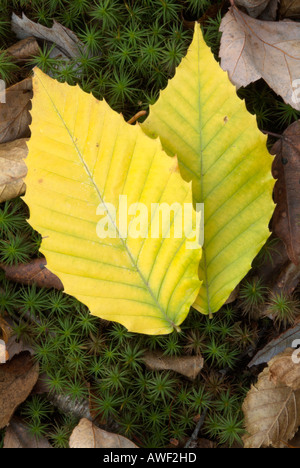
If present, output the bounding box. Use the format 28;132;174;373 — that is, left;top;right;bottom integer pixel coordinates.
184;408;208;448
127;110;147;125
48;393;92;421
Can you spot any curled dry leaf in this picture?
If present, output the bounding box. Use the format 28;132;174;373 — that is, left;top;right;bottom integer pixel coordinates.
0;78;32;144
143;351;204;380
271;121;300;265
243;350;300;448
12;13;84;60
0;353;39;429
269;348;300;390
6;37;40;61
0;139;28;203
4;417;52;449
69;419;138;449
0;258;64;291
249;322;300;367
220;7;300;110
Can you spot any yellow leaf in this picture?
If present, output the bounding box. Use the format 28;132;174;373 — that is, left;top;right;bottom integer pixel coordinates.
142;24;275;316
24;68;202;335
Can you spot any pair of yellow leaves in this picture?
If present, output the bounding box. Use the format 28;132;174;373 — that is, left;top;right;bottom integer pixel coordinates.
24;25;274;334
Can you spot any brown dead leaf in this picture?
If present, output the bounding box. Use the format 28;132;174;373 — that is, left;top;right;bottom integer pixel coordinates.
143;351;204;380
269;348;300;390
243;350;300;448
4;417;52;448
271;121;300;265
6;37;40;61
220;6;300;110
249;322;300;367
69;418;138;449
0;258;64;290
0;78;32;144
0;353;39;429
0;139;28;203
280;0;300;19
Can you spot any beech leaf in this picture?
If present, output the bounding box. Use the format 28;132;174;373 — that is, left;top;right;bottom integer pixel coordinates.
220;7;300;111
243;349;300;448
69;419;138;449
142;24;274;315
269;348;300;390
24;68;202;335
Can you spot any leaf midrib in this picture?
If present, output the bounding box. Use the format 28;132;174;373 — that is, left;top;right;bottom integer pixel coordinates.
196;30;212;317
35;73;176;329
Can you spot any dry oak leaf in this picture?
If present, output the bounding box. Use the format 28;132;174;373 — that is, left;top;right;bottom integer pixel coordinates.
0;139;28;203
0;353;39;429
269;348;300;390
243;352;300;448
143;350;204;380
220;7;300;111
69;419;138;449
271;120;300;265
0;78;32;144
